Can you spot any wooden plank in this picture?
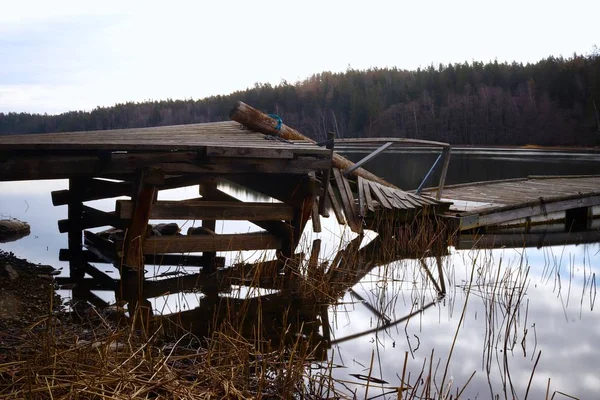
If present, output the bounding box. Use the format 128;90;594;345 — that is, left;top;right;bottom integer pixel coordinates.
59;206;127;233
116;200;294;221
362;177;375;212
333;168;361;232
368;181;393;209
357;176;366;217
327;185;347;225
0;120;329;156
195;183;292;239
130;232;281;254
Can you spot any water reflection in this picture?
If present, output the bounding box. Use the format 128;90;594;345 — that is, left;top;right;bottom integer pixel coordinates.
0;166;599;398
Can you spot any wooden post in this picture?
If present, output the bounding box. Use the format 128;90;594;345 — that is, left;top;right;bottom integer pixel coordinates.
68;178;85;280
230;101;398;189
122;168;163;314
436;146;452;200
199;181;218;273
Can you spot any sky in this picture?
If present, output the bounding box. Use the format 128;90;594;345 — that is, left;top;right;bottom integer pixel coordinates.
0;0;598;114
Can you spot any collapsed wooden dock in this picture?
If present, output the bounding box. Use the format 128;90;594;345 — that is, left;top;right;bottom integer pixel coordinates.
424;175;600;249
2;100;600;349
0;102;450;315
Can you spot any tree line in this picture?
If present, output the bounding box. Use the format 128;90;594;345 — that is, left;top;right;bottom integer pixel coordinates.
1;51;599;146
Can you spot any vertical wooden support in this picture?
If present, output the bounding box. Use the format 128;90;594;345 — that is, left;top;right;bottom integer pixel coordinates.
435;255;446;296
67;178;87;310
199;182;218;273
122;168;162;315
436;146;452;200
68;178;85;280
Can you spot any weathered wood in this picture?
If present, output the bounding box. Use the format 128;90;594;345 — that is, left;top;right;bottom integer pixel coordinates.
457;231;600;249
460;193;600;230
357;176;366;217
59;206;127;233
127;232;281;254
368;181;393;209
230;101;397;188
0;151;329;181
0;121;329;156
205;146;294;159
318;131;335;216
116;199;295;221
327;185;346;225
0;151;197;181
83;231;120;264
228;174;319;208
194;183;293;240
436;147;452;200
311;201;322;233
332;168;361;233
362;178;375;212
82;263;118;290
68;178;85;280
52;179;132;206
59;249;224;268
123;169;161;270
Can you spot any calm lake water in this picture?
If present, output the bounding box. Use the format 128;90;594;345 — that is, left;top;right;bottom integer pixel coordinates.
1;150;599;399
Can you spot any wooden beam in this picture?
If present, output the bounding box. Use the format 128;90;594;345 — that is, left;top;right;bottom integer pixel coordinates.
0;150;329;181
52;178;133;206
0;151;197;181
192;183;293;240
154;156;330;176
122;232;281;254
230;101;397;188
116;200;294;221
59;248;225;268
205;146;294;159
123;169;161;269
59;206;127;233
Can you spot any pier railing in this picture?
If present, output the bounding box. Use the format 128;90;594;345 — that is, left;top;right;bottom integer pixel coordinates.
333;138;452;200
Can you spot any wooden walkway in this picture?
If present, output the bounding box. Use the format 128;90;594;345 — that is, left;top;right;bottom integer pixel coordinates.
424;176;600;248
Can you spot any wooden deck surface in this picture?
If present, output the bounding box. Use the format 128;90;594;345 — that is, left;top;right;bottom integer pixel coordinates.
430;175;600;214
0;121;328;158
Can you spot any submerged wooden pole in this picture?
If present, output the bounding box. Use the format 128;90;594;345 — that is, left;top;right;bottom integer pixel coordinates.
230;101;397;189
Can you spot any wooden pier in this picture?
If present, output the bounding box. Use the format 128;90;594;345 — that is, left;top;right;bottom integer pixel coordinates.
424;175;600;249
2;100;600;351
0;102;450;316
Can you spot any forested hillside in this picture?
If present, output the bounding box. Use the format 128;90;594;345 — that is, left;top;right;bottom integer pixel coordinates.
1;52;599;146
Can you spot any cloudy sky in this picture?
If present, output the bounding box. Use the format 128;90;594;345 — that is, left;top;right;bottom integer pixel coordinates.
1;0;598;114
